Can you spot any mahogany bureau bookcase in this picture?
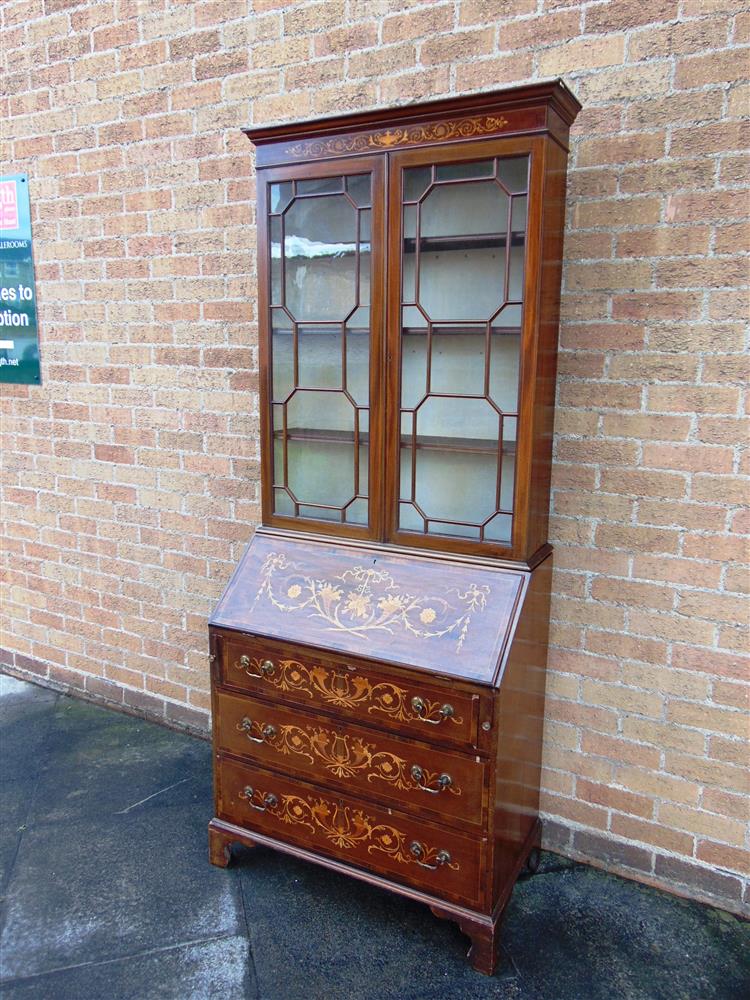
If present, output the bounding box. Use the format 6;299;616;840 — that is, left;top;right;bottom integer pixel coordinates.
208;80;581;975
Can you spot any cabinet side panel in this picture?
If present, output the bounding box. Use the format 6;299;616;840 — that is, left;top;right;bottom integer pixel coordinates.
490;555;552;905
527;139;569;556
209;628;224;817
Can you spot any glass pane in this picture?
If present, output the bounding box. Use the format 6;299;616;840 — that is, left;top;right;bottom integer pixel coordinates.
415;396;499;445
346;328;369;404
274;488;295;516
286;390;353;434
503;415;518;449
400;446;414;501
511;195;527;233
270;216;282;304
496;157;528;194
489;332;520;412
428;521;480;540
430;329;486;396
346;497;368;524
401;333;426;408
346;174;370;207
284;194;358;323
414;451;497;525
416;179;510;322
299;503;341;522
358;250;371;307
298;326;341;389
419;248;506;322
297;176;343;195
357;443;369;495
404;166;431;202
272;332;293;401
273;435;286;486
403;204;417;241
402;305;426;330
359;209;371;245
269;172;372;527
399;500;424;532
271;307;292;333
435;159;494;182
270;181;292;213
421;180;508;238
499;451;515;512
494;302;522;329
288;440;354;507
402;252;416;303
485;512;512;542
508;243;525;301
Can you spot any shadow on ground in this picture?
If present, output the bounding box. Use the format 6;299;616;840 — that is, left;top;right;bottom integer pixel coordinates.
0;676;747;999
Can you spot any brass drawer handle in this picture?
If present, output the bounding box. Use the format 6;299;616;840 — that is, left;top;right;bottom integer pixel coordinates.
410;764;452;794
409;841;452;870
410;696;454;724
239;717;277;743
238;655;275;677
241;785;278;812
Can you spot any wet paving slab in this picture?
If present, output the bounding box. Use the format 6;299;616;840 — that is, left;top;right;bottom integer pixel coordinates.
0;676;747;1000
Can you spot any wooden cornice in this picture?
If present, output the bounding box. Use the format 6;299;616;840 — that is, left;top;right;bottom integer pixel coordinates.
245;79;581;148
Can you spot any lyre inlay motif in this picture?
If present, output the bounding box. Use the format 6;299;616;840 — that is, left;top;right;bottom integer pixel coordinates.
235;716;462;795
233;654;464;727
240;787;460;871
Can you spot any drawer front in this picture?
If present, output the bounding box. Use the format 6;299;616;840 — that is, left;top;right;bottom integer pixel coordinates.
215;690;486;829
216;756;484;907
219;634;481;751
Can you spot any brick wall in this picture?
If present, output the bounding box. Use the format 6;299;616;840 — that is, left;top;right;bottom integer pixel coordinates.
1;0;748;916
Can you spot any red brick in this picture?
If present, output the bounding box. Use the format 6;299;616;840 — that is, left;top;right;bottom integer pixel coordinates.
611;815;694;856
675;48;750;89
577;778;655;819
585;0;678;32
654;855;743;905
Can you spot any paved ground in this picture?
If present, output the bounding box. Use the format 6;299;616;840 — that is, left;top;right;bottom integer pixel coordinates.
0;675;747;1000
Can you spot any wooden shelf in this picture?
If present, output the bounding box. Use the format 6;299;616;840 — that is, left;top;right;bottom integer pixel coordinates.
272;327;367;335
402;325;521;337
272;326;522;336
403;231;525;253
274;427;517;455
401;434;517;456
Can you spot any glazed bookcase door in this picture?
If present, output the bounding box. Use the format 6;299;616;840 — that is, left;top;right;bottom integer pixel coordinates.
385;137;544;558
258;156;385;539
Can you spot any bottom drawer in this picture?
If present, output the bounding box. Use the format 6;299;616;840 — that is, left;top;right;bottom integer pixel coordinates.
216;755;485;908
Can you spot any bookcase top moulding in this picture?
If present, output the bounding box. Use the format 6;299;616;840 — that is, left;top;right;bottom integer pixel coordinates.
245;79;582;168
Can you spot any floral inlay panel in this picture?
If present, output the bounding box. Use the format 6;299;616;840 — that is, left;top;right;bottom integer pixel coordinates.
285;115;509;158
234;654;464;727
235;716;462;796
252;552;489;652
239;786;459;871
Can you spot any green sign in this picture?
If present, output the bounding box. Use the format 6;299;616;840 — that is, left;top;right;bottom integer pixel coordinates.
0;174;40;384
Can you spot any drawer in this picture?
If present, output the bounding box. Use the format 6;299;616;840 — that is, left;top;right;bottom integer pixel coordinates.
215;690;486;829
216;755;485;907
218;633;482;751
